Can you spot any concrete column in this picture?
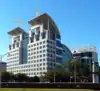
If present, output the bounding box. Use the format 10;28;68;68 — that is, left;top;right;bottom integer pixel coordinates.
40;25;43;40
29;29;32;37
47;19;50;40
29;28;32;43
12;36;14;44
34;33;36;42
46;30;49;39
92;61;95;83
20;34;22;41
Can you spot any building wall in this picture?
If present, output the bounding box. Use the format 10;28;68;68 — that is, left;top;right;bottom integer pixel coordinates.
0;62;6;72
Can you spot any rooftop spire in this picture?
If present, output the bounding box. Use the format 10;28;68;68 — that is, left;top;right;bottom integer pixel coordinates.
16;19;21;27
36;8;39;17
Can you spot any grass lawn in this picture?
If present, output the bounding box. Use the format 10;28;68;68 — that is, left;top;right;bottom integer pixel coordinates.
0;88;94;91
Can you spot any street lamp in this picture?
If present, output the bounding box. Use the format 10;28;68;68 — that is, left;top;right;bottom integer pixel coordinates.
73;56;80;83
92;60;95;83
0;52;10;88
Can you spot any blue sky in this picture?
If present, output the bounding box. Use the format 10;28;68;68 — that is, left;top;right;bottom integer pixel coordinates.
0;0;100;61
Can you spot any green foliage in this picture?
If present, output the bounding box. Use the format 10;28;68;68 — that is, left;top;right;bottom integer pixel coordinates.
15;73;28;82
28;76;40;82
1;72;13;82
43;59;93;82
1;71;40;82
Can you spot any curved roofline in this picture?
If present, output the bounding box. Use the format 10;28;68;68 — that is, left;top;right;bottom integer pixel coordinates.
28;13;60;34
62;44;73;57
45;13;60;34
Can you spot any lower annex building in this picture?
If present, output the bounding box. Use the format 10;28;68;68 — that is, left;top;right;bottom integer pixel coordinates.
7;13;73;77
72;45;99;83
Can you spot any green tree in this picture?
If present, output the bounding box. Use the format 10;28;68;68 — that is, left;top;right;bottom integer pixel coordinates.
43;66;72;82
63;60;91;82
1;72;13;82
43;70;54;82
32;76;40;82
28;76;40;82
15;73;28;82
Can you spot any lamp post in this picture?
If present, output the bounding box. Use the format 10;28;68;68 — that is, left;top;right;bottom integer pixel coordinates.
92;61;95;83
74;62;76;83
0;52;10;88
73;56;80;83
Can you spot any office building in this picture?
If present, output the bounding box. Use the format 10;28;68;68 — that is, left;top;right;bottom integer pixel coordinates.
7;13;72;77
72;45;99;83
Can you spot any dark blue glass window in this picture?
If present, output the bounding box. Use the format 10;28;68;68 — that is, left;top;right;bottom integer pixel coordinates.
43;50;45;52
32;32;35;37
56;33;61;39
40;55;42;57
31;53;33;55
40;50;42;53
43;67;45;70
56;49;62;55
49;25;55;40
40;59;42;62
43;41;45;43
30;37;33;43
43;54;45;57
35;35;39;41
43;45;45;48
50;30;55;40
13;44;15;49
40;42;42;44
42;31;46;39
9;45;11;50
40;46;42;49
47;49;49;52
56;40;62;47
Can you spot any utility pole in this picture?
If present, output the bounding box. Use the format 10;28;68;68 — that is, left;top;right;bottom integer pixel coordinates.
73;57;80;83
74;63;76;83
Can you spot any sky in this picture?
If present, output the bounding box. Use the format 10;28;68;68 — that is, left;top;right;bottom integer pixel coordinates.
0;0;100;61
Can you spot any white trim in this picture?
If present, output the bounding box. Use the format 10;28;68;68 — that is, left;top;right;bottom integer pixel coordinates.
56;38;60;41
56;46;62;50
56;54;62;58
